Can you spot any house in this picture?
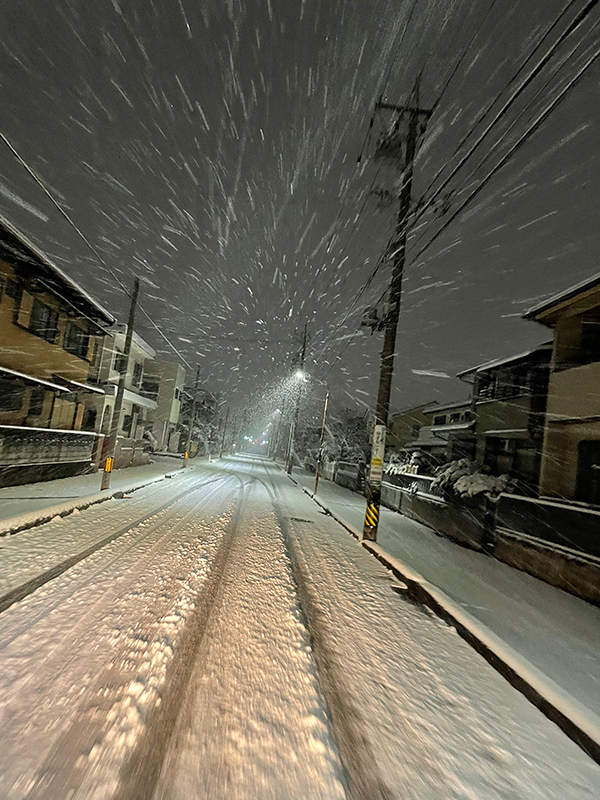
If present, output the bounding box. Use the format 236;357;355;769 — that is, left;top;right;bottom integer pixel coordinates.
0;216;114;484
524;274;600;504
91;328;158;445
387;401;437;452
457;343;551;493
142;360;186;452
403;399;475;466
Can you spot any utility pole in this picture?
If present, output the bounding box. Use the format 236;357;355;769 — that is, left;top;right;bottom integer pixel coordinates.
219;405;229;458
285;322;308;474
101;278;140;490
363;79;431;541
185;364;201;462
313;389;330;495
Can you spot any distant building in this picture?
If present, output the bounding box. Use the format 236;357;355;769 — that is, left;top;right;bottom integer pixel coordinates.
91;328;157;444
457;343;551;493
402;399;474;465
387;401;436;452
525;275;600;504
142;360;186;452
0;217;114;484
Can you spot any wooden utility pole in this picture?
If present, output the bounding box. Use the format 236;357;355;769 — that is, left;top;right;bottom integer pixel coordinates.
363;80;431;540
101;278;140;490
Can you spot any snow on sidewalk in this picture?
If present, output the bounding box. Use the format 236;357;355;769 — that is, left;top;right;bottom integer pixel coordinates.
0;455;184;528
0;462;216;602
288;468;600;725
269;468;600;798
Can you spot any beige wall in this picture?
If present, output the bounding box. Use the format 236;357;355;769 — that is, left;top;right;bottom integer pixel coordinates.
539;420;600;499
546;361;600;420
539;362;600;498
0;261;96;384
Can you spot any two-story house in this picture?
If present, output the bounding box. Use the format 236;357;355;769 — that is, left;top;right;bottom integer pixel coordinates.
141;360;186;452
0;217;114;484
457;343;551;493
387;401;437;453
524;275;600;504
402;399;475;466
92;328;158;442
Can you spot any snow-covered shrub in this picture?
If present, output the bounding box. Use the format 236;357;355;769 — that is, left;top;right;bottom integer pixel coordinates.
431;458;508;499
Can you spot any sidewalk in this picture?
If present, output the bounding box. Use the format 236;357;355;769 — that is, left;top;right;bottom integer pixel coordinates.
0;455;185;532
287;466;600;728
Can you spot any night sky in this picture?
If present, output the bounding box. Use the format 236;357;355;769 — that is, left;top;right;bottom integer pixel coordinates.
1;0;600;428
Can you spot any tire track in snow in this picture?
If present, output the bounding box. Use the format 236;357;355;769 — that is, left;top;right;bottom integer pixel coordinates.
110;474;252;800
0;473;227;619
8;474;240;800
264;472;395;800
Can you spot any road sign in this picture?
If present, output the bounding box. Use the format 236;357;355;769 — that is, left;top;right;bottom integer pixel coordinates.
369;424;386;483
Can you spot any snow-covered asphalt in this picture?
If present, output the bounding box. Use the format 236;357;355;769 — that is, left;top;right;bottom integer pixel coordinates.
0;455;598;800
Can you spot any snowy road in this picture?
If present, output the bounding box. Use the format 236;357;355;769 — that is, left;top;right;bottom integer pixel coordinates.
0;456;598;799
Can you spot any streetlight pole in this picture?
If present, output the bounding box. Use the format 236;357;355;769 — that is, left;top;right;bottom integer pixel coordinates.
101;278;140;491
313;389;330;495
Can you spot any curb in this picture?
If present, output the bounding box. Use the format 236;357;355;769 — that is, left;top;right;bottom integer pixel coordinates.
0;468;185;538
291;480;600;766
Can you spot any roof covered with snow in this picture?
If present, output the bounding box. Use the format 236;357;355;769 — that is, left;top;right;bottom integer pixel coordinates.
456;342;552;378
0;216;115;329
523;272;600;321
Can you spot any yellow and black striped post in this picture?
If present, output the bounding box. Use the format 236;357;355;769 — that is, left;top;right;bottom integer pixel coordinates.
363;488;380;539
363;423;386;541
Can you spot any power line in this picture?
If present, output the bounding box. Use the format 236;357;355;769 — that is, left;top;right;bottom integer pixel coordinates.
411;0;597;235
0;130;193;368
410;41;600;264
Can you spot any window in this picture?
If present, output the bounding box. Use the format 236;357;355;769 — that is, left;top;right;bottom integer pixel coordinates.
5;279;20;300
433;415;446;426
449;413;461;424
142;379;159;400
28;386;46;416
29;298;59;343
477;374;494;398
113;348;127;374
411;424;420;438
580;322;600;366
0;379;24;412
132;362;143;387
63;322;90;359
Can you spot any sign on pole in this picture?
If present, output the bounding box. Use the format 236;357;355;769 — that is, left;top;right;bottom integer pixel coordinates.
369;424;386;483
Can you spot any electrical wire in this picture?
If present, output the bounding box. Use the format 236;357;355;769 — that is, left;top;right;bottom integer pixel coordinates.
0;129;193;368
410;41;600;264
411;0;597;236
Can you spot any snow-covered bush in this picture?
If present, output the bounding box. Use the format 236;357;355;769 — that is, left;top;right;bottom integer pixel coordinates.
431;459;508;499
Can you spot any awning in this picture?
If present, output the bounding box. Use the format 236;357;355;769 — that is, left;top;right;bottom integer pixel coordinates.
0;366;69;393
123;388;157;410
53;376;105;395
431;422;474;434
484;428;529;439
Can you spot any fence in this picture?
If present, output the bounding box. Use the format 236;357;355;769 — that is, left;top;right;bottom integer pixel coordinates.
495;493;600;560
335;461;365;493
0;424;98;486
